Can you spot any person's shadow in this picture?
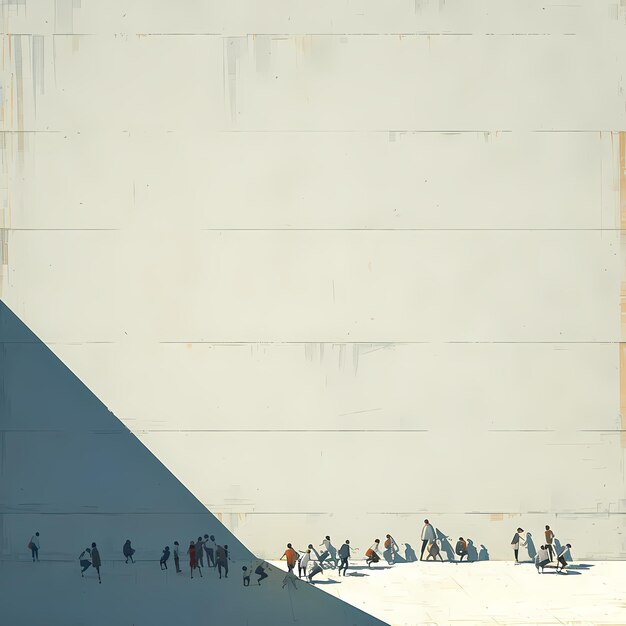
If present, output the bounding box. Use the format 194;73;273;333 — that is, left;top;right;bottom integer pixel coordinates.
525;533;537;560
404;544;417;562
554;539;572;561
466;539;479;562
478;544;490;561
436;529;456;562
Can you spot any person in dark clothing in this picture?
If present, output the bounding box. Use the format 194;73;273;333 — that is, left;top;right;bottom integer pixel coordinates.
242;566;250;586
338;540;354;576
511;528;526;563
556;543;572;573
255;562;269;585
195;537;205;568
545;525;555;561
79;547;92;576
160;546;170;570
173;541;181;573
123;540;135;564
29;532;40;562
91;542;102;583
188;540;203;578
216;544;229;579
455;537;468;562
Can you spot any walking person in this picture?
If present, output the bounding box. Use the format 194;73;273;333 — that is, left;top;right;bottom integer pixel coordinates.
255;561;269;585
123;539;135;564
365;539;381;567
195;536;205;568
91;542;102;584
338;539;355;576
28;532;40;562
544;525;555;561
298;549;311;578
188;540;203;578
160;546;170;570
511;528;526;563
455;537;468;562
556;543;572;573
173;541;181;573
216;544;229;579
280;543;299;575
319;535;337;568
420;520;436;560
79;547;92;577
535;545;550;574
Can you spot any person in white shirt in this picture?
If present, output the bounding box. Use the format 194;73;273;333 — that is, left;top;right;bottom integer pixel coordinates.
420;520;436;561
535;544;550;573
29;532;40;562
319;535;337;568
298;549;311;578
366;539;381;567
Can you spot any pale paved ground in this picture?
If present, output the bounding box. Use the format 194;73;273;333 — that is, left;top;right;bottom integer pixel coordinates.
270;559;626;626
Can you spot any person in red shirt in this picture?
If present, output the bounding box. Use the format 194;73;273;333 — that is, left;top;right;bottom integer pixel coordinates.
280;543;299;574
188;540;203;579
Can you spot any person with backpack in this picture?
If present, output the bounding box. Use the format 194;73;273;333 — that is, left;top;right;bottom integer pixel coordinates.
28;532;40;562
160;546;170;570
455;537;468;562
123;539;135;564
365;539;381;567
79;547;92;577
91;542;102;583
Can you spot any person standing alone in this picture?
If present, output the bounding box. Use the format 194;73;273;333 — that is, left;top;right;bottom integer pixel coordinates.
544;525;555;561
29;532;40;562
420;520;436;561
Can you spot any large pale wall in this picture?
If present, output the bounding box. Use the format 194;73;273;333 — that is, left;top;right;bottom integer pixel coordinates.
1;1;626;560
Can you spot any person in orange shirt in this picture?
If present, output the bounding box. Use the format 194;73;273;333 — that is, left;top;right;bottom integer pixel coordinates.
365;539;381;567
280;543;299;574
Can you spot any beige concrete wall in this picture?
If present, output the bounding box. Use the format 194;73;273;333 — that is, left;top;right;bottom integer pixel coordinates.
1;1;625;560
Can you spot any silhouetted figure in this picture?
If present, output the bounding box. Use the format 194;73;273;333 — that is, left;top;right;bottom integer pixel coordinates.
436;530;456;561
216;544;229;579
383;534;399;564
255;562;269;585
173;541;181;573
308;560;323;582
79;547;92;576
160;546;170;570
535;545;550;574
319;536;337;568
123;539;135;564
466;539;479;562
556;543;572;573
91;542;102;584
338;539;354;576
282;571;298;590
525;532;537;560
426;540;444;561
544;525;555;561
511;528;526;563
455;537;468;562
188;540;202;578
29;532;40;562
420;519;436;560
281;543;299;575
242;566;250;586
365;539;381;567
254;562;268;585
203;534;215;568
478;545;490;561
195;537;205;568
404;543;418;562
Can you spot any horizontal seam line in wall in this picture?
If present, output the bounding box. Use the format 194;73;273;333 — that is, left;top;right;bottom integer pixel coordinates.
2;32;579;37
0;511;622;516
3;429;624;434
0;130;615;134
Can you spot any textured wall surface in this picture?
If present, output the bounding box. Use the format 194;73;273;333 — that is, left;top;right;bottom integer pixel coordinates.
1;1;625;561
